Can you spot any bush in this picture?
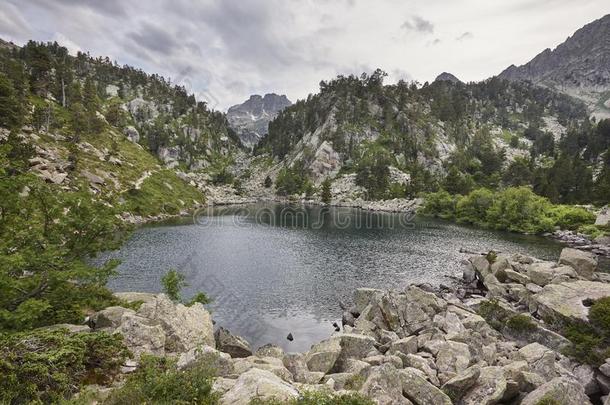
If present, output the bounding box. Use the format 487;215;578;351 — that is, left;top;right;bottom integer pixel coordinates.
486;187;555;233
104;355;219;405
578;224;607;239
0;328;129;404
506;314;537;333
419;190;458;219
589;297;610;337
251;391;375;405
551;205;595;230
456;188;494;226
161;269;187;302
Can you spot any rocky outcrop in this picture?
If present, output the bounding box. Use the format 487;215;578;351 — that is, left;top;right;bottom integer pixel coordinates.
90;293;214;358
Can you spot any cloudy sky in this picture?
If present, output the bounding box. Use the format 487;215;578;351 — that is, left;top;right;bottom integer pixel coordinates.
1;0;608;110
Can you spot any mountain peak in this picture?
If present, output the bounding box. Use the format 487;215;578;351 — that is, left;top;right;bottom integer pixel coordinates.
434;72;462;84
227;93;292;148
498;14;610;118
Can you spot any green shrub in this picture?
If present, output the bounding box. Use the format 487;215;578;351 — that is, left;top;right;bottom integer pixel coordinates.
551;205;595;230
420;190;458;220
162;269;187;302
456;188;494;226
477;299;509;331
251;391;375;405
188;292;212;306
590;297;610;337
506;314;537;333
485;187;554;234
563;323;607;366
161;269;212;307
104;355;219;405
0;328;129;404
578;224;607;239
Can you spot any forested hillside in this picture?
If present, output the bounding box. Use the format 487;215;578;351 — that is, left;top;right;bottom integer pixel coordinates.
257;70;610;205
0;40;244;217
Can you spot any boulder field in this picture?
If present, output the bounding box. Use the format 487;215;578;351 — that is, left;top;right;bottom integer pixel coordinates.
70;247;610;404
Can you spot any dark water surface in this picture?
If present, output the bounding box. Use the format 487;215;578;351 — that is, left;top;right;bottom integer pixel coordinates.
100;204;571;351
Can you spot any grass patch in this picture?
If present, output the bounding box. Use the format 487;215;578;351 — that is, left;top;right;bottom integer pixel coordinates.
123;169;204;217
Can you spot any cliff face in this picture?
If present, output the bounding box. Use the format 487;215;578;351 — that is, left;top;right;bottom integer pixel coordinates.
227;93;292;148
499;14;610;118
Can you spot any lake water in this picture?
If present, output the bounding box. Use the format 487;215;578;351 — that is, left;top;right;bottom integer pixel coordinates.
100;203;577;352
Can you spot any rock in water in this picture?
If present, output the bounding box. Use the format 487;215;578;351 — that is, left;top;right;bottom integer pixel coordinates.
286;333;294;341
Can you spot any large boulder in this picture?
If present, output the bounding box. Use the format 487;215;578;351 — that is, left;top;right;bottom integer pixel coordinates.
595;206;609;227
460;366;507;405
517;343;556;381
399;367;452;405
231;356;293;382
440;365;480;402
533;281;610;323
117;314;166;358
520;377;592;405
113;292;156;304
559;248;597;279
220;368;299;405
305;337;342;373
137;294;215;353
527;262;577;286
435;341;471;383
90;306;135;330
214;327;253;358
176;345;233;376
354;288;383;313
360;363;410;405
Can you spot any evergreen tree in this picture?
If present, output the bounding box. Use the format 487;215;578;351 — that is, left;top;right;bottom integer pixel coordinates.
0;74;21;129
320;178;332;204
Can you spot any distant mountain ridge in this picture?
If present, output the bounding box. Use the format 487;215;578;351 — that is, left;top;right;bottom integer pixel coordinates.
499;14;610;118
227;93;292;148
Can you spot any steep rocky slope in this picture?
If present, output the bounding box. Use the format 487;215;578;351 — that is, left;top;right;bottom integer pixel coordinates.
256;69;599;204
227;93;292;148
499;14;610;119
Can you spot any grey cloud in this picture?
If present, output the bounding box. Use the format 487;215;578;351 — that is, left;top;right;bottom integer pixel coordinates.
456;32;474;41
127;22;180;56
19;0;127;16
0;4;32;38
402;16;434;34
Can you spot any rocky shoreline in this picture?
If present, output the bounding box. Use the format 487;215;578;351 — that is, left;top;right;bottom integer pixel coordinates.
60;247;610;404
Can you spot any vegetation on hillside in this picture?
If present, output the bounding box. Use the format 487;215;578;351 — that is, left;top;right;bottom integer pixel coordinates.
258;69;609;205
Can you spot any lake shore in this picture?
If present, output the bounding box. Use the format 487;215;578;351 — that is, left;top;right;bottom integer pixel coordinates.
80;247;610;404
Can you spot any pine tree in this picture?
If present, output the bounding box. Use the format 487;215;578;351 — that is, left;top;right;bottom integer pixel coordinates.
0;74;21;129
321;178;332;204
